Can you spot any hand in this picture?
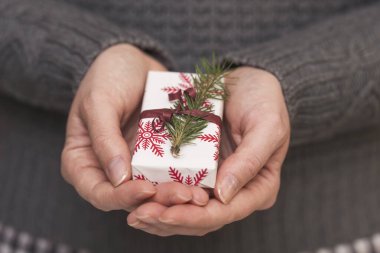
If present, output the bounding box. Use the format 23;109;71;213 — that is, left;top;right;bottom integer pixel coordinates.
61;44;209;212
126;66;290;236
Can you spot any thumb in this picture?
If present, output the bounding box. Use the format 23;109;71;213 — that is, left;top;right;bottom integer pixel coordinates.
215;124;280;204
81;94;131;187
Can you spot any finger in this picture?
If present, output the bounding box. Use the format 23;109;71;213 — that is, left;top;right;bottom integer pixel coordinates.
130;202;168;226
150;182;209;206
215;123;282;204
151;182;192;205
128;212;172;236
132;201;224;236
133;225;174;237
127;212;155;230
157;170;280;231
62;150;156;211
157;200;231;230
189;186;209;206
128;202;183;236
80;93;131;187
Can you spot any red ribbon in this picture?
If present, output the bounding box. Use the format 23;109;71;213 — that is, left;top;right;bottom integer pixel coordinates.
168;87;196;110
140;88;222;132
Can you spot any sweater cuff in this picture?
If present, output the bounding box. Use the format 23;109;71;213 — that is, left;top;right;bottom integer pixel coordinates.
223;2;380;145
0;0;175;113
66;26;175;95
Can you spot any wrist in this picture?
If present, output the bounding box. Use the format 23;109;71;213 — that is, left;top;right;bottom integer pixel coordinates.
100;43;166;71
234;66;280;87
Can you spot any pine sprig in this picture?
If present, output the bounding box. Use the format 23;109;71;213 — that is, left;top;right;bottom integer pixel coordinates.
165;55;230;157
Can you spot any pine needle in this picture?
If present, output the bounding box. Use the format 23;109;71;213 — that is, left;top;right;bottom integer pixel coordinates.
165;54;230;157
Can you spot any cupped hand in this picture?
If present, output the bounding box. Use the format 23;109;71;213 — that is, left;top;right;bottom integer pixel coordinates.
127;66;290;236
61;44;209;212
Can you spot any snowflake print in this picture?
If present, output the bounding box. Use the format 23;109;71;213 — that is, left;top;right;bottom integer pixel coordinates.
178;72;193;89
134;174;158;185
161;73;193;94
198;127;221;161
134;120;170;157
161;86;180;94
168;167;208;186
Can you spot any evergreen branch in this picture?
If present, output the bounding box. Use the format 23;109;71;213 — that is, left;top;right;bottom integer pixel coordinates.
166;54;230;157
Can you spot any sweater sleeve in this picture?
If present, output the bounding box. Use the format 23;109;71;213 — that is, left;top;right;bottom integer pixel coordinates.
0;0;173;113
224;1;380;146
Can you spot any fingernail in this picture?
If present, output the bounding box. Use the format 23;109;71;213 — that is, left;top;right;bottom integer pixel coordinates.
135;190;156;199
128;220;141;227
107;156;128;187
158;217;177;225
174;193;192;202
192;192;208;206
135;214;155;224
218;174;239;204
129;220;149;229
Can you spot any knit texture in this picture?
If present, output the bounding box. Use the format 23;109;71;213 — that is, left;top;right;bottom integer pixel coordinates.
0;0;173;112
225;2;380;145
1;94;380;253
1;0;380;145
1;0;380;252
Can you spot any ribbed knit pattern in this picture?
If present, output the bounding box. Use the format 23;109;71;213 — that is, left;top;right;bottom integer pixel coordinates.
1;94;380;253
1;0;380;144
225;2;380;144
0;0;172;112
1;0;380;252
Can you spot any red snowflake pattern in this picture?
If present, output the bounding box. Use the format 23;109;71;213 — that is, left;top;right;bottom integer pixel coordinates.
168;166;184;183
185;175;193;185
168;167;208;186
193;169;208;186
198;127;221;161
134;120;171;157
161;86;180;94
178;72;193;89
134;174;158;185
161;73;193;94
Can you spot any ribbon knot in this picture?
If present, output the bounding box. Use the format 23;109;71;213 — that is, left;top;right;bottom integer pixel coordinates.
168;87;196;110
140;87;221;133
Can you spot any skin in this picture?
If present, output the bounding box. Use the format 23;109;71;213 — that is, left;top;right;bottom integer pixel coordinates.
61;44;210;212
61;44;291;236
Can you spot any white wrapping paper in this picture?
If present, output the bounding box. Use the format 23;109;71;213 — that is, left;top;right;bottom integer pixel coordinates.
131;71;224;188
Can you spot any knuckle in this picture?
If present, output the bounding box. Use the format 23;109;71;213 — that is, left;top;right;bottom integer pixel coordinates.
116;195;133;210
266;112;283;126
89;186;111;212
93;132;112;147
261;193;278;210
91;133;117;158
268;113;290;141
81;91;105;115
244;154;263;177
260;172;280;210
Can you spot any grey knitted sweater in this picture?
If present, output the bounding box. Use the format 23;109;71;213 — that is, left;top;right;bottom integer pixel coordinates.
1;0;380;145
1;1;380;253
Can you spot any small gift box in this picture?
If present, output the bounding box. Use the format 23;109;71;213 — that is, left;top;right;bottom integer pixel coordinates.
131;71;224;188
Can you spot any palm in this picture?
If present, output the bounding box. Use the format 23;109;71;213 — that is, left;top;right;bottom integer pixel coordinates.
126;67;290;236
62;44;213;215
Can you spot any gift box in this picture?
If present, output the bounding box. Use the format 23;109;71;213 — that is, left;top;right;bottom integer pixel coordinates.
131;71;224;188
